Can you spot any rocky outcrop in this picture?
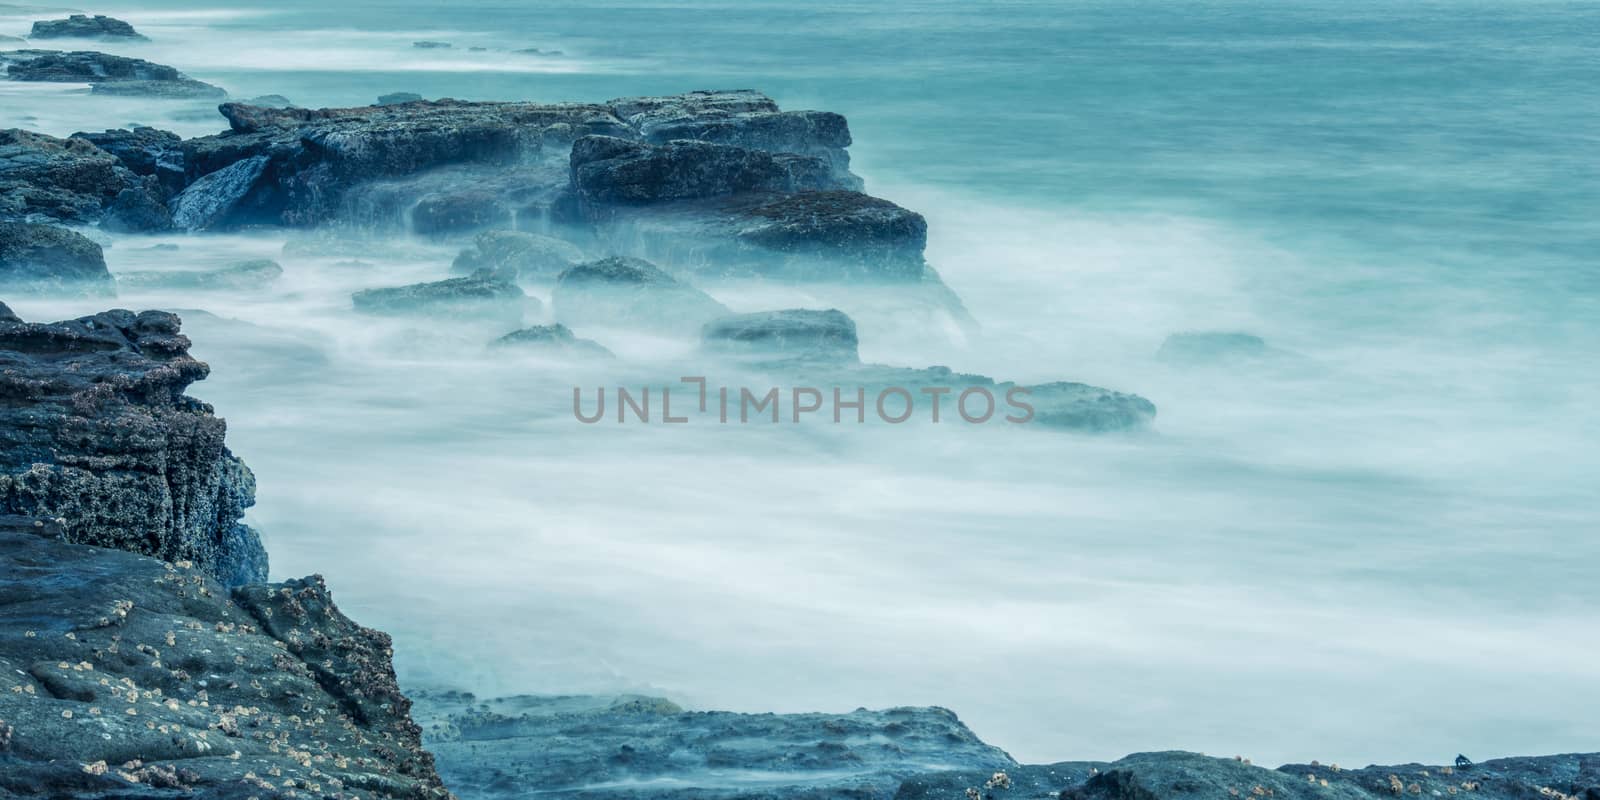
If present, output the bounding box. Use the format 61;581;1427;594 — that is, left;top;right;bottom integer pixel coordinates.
0;307;264;586
28;14;148;41
71;128;188;198
0;221;113;294
1;128;142;224
379;92;424;105
169;154;271;232
411;690;1013;800
352;269;530;323
1029;382;1158;432
1;50;223;98
0;522;451;799
117;259;284;291
489;324;614;358
702;308;859;365
569;135;836;207
552;256;729;335
451;230;585;280
608;89;858;186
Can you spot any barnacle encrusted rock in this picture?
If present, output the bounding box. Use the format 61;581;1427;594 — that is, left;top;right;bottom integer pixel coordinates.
0;307;265;585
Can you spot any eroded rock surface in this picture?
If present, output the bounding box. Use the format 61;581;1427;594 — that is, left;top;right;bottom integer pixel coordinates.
0;307;264;585
0;221;112;294
29;14;148;41
0;521;451;799
1;50;222;97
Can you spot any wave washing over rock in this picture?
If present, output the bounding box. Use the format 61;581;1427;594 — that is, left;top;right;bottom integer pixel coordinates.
0;15;1589;798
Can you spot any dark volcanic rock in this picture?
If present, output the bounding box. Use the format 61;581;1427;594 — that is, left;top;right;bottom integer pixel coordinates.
0;221;112;294
490;324;614;358
0;523;451;799
0;307;264;586
117;259;284;291
552;256;729;335
1;50;222;97
70;127;187;197
451;230;585;280
569;135;835;206
412;690;1014;800
702;308;859;365
29;14;148;41
734;190;928;272
352;269;531;322
0;128;149;225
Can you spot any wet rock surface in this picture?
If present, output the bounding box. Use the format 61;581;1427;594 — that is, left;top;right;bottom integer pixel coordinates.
552;256;729;335
411;689;1014;800
29;14;148;41
490;324;614;358
0;128;157;226
452;229;585;280
117;258;284;291
0;306;263;586
702;308;859;365
1;49;222;97
0;521;452;800
352;269;530;322
569;135;836;207
0;221;113;294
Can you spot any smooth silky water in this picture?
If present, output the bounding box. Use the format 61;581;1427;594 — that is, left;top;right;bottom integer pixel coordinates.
3;0;1596;766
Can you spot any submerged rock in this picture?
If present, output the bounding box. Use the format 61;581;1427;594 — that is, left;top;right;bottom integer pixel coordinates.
702;308;859;365
412;689;1014;800
0;221;112;294
28;14;148;41
1157;330;1273;364
377;91;424;105
490;323;614;358
0;50;222;97
0;524;451;799
1028;381;1158;432
0;307;263;585
451;229;585;280
569;135;835;206
117;259;283;291
412;40;452;49
552;256;729;335
240;93;295;108
352;269;530;321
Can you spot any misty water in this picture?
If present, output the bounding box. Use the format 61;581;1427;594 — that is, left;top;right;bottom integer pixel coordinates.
5;0;1598;768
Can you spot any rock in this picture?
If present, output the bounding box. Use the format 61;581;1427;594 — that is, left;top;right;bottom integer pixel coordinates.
1027;381;1157;432
168;154;271;231
451;229;585;280
0;307;264;585
1157;331;1272;363
569;135;835;206
609;89;858;185
410;190;511;237
489;324;614;358
240;93;294;108
0;524;451;799
70;127;187;197
411;689;1015;800
352;269;531;322
701;308;859;365
1;50;223;97
101;179;173;232
0;34;25;45
117;259;283;291
0;299;17;322
377;91;424;105
731;189;928;275
552;256;729;335
28;14;148;40
0;221;112;294
894;762;1110;800
412;40;451;49
0;128;145;224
